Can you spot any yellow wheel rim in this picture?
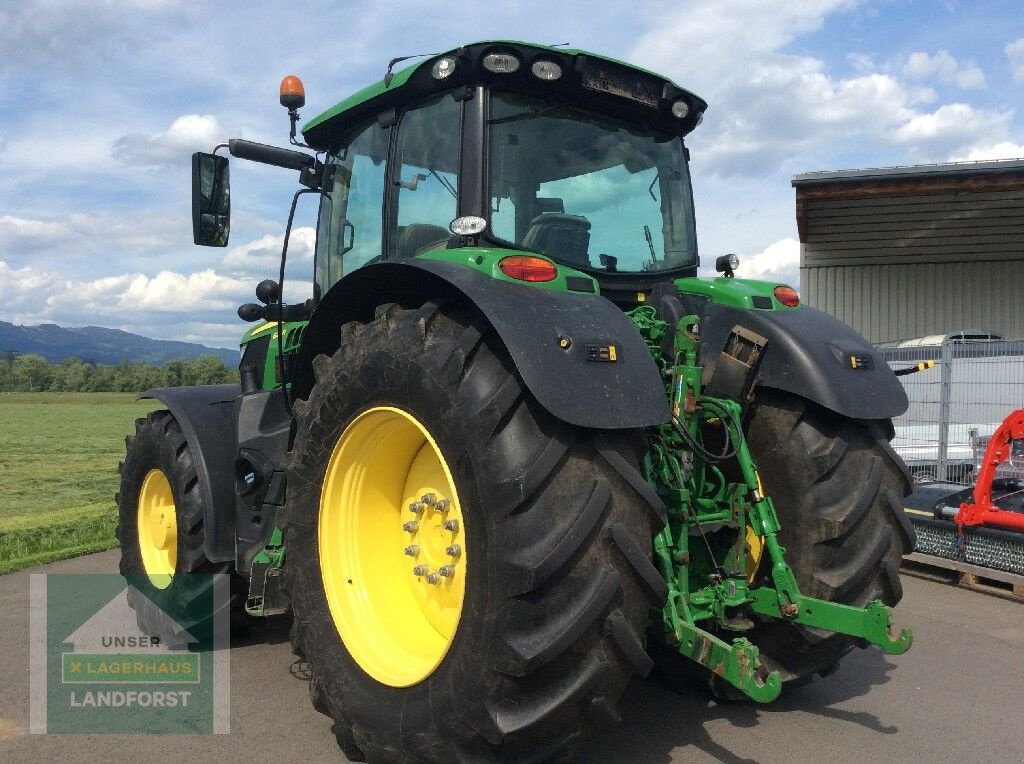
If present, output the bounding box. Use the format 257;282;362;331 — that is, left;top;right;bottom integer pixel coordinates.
319;406;467;687
137;468;177;589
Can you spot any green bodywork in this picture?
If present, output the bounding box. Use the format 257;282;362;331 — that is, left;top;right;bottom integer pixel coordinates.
628;302;911;702
675;276;801;311
240;319;308;391
418;247;598;294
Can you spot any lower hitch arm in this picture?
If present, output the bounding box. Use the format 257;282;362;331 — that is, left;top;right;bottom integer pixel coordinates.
748;587;913;655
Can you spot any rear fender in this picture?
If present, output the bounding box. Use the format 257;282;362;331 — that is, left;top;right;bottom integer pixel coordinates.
139;384;239;563
699;303;908;421
292;260;671;430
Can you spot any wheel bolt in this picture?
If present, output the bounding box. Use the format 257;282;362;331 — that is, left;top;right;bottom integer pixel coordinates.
409;502;425;514
412;565;429;576
445;544;461;557
438;565;455;577
425;572;441;585
403;521;419;533
435;499;450;512
443;519;459;532
421;493;437;506
404;545;419;556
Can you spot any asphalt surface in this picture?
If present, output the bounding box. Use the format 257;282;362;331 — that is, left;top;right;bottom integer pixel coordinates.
1;550;1022;763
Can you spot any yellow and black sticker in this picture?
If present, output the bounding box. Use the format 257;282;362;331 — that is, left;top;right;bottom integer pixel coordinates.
586;344;618;362
849;355;874;369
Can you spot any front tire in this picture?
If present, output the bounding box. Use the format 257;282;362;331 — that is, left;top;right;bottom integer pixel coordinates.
284;302;666;763
117;410;244;646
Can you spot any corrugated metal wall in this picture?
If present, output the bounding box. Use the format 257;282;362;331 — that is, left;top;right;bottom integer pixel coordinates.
799;182;1024;342
800;259;1024;342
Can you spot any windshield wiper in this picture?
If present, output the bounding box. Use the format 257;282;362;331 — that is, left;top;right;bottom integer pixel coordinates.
644;225;657;263
429;169;458;199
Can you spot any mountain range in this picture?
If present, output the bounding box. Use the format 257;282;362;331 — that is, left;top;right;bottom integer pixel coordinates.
0;321;238;365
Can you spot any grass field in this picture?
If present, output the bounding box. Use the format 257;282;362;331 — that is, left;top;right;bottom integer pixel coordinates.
0;392;160;573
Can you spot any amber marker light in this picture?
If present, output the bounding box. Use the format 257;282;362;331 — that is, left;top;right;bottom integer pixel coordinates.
774;286;800;307
498;256;558;282
280;75;306;110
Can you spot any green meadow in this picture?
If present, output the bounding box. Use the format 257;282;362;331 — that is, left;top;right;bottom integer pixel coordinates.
0;393;159;573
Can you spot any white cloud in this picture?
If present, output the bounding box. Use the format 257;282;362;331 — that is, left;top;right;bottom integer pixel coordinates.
949;141;1024;162
0;215;72;251
903;50;985;89
892;103;1012;146
116;270;249;312
0;1;192;73
736;238;800;287
0;210;188;263
631;2;1013;176
112;115;228;167
0;258;251;334
1007;38;1024;82
220;228;315;278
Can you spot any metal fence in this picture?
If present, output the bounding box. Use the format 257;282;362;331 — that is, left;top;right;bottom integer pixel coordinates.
877;339;1024;483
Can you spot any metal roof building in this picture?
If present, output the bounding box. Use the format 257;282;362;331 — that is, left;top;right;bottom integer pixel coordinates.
792;159;1024;343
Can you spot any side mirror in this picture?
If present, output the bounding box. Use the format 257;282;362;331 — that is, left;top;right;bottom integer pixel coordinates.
192;152;231;246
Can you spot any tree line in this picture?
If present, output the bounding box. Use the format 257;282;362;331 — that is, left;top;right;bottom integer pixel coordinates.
0;353;239;392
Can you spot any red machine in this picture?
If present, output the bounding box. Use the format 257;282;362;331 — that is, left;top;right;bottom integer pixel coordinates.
955;409;1024;532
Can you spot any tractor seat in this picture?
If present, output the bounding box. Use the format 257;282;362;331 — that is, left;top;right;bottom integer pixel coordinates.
397;224;450;259
521;213;591;267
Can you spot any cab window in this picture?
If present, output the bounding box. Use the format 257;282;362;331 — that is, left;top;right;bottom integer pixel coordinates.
388;93;462;259
315;119;390;295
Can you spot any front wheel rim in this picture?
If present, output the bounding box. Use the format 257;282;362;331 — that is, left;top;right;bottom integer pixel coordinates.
319;406;467;687
137;468;177;589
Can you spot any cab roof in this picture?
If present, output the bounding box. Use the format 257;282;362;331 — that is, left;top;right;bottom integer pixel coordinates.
301;40;707;151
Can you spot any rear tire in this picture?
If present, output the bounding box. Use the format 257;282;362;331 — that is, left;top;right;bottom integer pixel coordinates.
743;391;914;682
652;390;914;695
284;301;666;763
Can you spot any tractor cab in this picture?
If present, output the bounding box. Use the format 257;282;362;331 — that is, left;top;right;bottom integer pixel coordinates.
302;42;705;301
193;42;707;310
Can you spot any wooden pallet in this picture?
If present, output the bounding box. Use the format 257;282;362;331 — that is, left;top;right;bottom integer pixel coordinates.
902;552;1024;600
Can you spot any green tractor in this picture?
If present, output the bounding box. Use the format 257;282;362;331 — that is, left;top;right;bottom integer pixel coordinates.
118;42;914;762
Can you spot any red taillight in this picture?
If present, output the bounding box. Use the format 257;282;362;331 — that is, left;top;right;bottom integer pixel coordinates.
774;285;800;307
498;256;558;283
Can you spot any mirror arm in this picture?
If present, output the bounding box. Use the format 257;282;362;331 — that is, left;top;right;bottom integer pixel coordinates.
228;138;314;172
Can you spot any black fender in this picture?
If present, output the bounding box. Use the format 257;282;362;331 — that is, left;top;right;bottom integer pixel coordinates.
699;303;908;421
140;384;240;563
292;260;670;430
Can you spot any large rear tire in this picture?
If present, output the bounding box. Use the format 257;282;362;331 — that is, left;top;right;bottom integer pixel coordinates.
284;301;666;763
652;390;914;695
743;390;914;682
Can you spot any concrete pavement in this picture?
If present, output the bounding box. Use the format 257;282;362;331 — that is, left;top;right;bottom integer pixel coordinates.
1;550;1021;763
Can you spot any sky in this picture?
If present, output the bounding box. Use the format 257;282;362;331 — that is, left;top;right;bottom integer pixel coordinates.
1;0;1022;348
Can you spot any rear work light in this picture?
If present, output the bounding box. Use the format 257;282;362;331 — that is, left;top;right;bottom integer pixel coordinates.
774;286;800;307
498;256;558;282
